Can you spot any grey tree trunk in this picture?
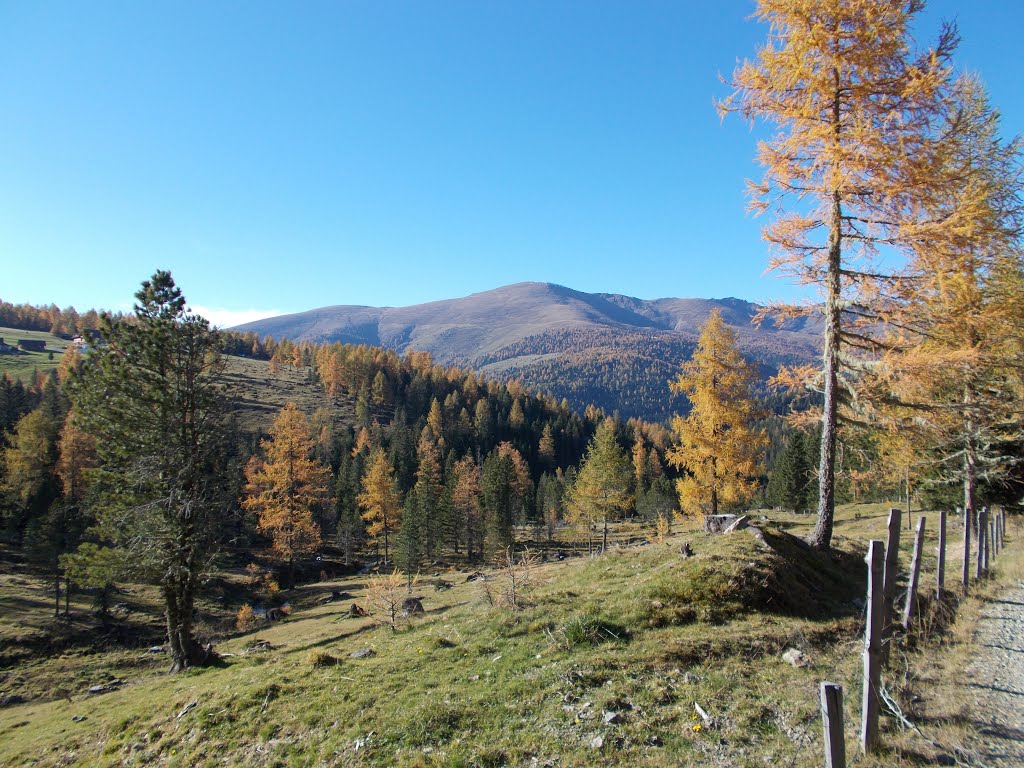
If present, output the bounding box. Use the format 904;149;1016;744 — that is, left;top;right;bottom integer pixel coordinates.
811;188;842;551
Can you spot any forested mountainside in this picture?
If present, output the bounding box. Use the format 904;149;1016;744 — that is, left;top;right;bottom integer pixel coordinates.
234;282;821;421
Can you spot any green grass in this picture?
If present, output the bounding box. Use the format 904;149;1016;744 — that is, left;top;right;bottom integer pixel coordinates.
0;326;70;382
0;504;1015;767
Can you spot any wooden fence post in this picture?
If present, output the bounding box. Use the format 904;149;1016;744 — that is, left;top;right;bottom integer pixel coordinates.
821;682;846;768
976;507;986;580
937;507;947;601
961;506;970;596
861;540;884;754
881;509;901;665
903;517;926;632
989;515;997;561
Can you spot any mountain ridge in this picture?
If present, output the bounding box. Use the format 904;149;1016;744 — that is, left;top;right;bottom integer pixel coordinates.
234;282;820;421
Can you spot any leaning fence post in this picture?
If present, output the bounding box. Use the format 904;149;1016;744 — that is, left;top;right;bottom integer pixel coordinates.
821;682;846;768
961;506;970;596
881;509;901;665
861;540;884;754
936;508;947;600
903;517;926;632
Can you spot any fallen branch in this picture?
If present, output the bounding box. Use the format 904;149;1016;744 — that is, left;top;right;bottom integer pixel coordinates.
878;683;978;768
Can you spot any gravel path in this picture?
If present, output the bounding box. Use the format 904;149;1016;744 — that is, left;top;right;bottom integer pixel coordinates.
967;580;1024;767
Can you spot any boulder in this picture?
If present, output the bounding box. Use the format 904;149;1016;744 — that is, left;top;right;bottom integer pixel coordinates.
402;597;425;617
782;648;810;668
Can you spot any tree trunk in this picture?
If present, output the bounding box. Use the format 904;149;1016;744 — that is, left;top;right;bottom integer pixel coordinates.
54;572;61;618
906;472;912;531
165;583;209;673
602;514;608;553
964;385;977;534
811;187;842;551
710;458;719;516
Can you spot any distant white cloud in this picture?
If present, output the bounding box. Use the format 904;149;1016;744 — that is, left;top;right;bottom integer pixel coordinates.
189;305;282;329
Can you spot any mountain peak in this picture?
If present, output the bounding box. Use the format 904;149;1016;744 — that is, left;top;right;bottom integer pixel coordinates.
234;282;819;421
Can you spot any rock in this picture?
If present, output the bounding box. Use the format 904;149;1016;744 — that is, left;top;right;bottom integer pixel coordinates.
433;580;454;591
350;648;376;659
86;680;124;695
346;603;369;618
602;711;621;725
650;600;664;610
466;571;487;582
0;695;26;707
703;514;739;533
589;736;604;750
679;543;694;558
176;701;198;719
401;597;425;617
144;646;163;654
71;715;87;722
782;648;810;668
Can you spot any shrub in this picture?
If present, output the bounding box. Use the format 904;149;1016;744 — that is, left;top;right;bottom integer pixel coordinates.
562;613;628;647
235;604;257;632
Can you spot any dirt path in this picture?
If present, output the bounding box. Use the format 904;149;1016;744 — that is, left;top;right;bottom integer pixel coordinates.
966;579;1024;767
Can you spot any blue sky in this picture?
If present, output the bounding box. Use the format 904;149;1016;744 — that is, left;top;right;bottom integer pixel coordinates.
2;1;1021;326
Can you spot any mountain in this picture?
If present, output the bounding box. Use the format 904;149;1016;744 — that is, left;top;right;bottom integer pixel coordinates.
234;282;821;422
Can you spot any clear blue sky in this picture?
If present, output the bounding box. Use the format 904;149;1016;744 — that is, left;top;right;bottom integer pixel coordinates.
2;1;1021;326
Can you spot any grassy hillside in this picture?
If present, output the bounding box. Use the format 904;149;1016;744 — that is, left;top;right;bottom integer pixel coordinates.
221;355;347;435
1;502;986;767
0;327;70;382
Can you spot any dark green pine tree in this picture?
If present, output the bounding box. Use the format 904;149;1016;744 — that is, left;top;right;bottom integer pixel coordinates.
69;270;229;673
334;451;365;566
766;432;813;513
414;429;445;559
0;373;31;433
397;489;422;581
481;450;514;552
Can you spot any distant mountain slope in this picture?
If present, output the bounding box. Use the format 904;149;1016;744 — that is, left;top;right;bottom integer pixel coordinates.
235;282;820;421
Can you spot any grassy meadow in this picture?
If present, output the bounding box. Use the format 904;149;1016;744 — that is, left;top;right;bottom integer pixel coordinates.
1;502;1012;767
0;327;70;383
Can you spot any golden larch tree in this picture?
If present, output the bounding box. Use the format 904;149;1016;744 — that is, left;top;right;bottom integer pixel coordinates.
538;423;556;466
243;402;330;587
449;455;483;560
667;310;766;517
357;447;402;565
720;0;959;549
866;77;1024;526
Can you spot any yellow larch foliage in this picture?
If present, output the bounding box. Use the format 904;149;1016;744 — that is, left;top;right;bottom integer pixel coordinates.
357;447;402;565
243;403;330;578
719;0;960;549
667;310;766;517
